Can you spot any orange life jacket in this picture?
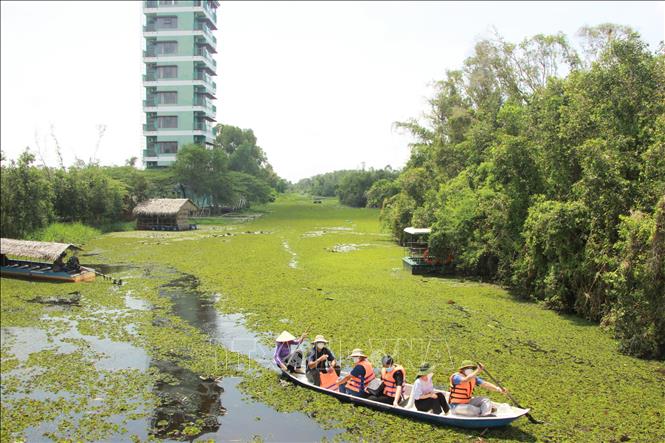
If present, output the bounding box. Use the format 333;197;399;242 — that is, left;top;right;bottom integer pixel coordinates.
346;359;376;393
449;372;476;404
381;365;405;398
320;367;339;391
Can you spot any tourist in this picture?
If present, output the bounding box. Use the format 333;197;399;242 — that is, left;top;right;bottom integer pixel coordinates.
411;363;450;414
335;349;375;398
368;355;406;406
306;335;337;387
449;360;507;416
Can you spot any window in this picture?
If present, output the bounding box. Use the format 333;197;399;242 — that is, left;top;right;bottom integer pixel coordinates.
156;65;177;79
154;41;177;55
155;16;177;29
155;91;177;104
159;0;175;5
156;142;178;154
157;116;177;128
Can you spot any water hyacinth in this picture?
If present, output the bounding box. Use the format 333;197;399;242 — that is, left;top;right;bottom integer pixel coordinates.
1;195;664;442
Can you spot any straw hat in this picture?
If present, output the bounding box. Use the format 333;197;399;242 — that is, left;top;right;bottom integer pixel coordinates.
416;362;434;377
348;348;367;358
275;330;296;343
459;360;477;371
312;334;328;344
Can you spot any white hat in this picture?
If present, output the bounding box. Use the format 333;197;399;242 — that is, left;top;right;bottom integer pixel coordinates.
275;330;296;343
349;348;367;358
312;334;328;344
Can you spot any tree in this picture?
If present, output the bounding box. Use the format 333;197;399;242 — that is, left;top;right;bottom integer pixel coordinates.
0;150;54;238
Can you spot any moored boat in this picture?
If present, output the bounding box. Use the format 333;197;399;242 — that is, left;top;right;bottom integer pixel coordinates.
1;238;95;283
280;368;529;429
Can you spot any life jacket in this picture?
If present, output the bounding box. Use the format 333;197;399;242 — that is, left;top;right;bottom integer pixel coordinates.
320;367;339;391
381;365;405;398
346;359;376;393
449;372;476;404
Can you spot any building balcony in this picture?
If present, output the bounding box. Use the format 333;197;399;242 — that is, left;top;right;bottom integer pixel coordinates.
144;1;218;29
194;22;217;46
143;149;157;157
143;24;217;50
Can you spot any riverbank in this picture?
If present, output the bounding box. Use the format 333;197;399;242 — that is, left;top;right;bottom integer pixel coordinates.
2;194;664;442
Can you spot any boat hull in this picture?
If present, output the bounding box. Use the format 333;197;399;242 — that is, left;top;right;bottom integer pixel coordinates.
1;260;96;283
281;369;528;429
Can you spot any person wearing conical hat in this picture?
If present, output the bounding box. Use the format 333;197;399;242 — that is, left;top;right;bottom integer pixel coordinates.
448;360;507;416
305;335;337;387
273;330;307;372
334;349;376;398
411;362;450;415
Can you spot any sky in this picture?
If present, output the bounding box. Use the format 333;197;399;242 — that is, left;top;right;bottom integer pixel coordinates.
1;1;663;182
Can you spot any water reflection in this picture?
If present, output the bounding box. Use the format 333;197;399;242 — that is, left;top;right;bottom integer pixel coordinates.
154;274;342;441
149;360;223;439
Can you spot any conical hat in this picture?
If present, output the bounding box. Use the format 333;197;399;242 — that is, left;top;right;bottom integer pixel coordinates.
275;330;296;342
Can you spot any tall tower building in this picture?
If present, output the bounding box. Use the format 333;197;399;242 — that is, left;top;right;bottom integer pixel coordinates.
142;0;219;168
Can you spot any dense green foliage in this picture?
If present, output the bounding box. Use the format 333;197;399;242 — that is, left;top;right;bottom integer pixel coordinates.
294;168;399;207
380;26;665;358
0;124;285;239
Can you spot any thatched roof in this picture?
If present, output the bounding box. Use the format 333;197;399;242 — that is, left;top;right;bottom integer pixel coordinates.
132;198;199;216
0;238;80;262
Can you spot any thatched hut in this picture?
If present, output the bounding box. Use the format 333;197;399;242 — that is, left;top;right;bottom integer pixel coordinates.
132;198;199;231
0;238;81;262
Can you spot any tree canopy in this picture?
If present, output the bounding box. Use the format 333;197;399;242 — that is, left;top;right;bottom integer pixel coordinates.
380;25;665;359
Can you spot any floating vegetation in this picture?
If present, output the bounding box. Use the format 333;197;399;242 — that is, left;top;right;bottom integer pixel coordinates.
327;243;371;253
2;195;665;442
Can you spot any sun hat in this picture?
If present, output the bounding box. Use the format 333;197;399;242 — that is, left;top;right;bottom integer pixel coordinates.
416;362;433;377
381;355;394;366
275;330;296;343
459;360;477;371
312;334;328;344
348;348;367;358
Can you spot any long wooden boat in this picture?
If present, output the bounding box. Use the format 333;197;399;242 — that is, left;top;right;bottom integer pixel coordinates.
280;369;529;429
1;238;95;283
1;259;95;283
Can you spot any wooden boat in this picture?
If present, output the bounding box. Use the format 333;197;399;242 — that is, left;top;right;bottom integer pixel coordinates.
1;238;96;283
280;368;530;429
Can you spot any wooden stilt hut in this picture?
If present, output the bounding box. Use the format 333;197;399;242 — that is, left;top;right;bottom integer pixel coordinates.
133;198;199;231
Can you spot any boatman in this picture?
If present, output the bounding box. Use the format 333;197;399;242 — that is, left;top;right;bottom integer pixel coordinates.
335;349;375;398
306;335;337;387
273;330;307;373
449;360;507;416
368;355;406;406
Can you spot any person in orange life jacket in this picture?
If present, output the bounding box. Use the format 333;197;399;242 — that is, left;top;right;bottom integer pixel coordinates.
335;349;376;398
449;360;507;416
367;355;405;406
411;362;450;414
306;335;337;387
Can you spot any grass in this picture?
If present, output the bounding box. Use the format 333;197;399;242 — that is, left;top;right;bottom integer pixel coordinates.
2;194;664;442
28;222;102;245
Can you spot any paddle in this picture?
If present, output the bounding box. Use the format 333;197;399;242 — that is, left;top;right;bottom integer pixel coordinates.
477;362;544;425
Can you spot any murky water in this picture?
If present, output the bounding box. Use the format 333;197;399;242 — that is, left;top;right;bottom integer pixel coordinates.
157;274;343;441
1;268;342;441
